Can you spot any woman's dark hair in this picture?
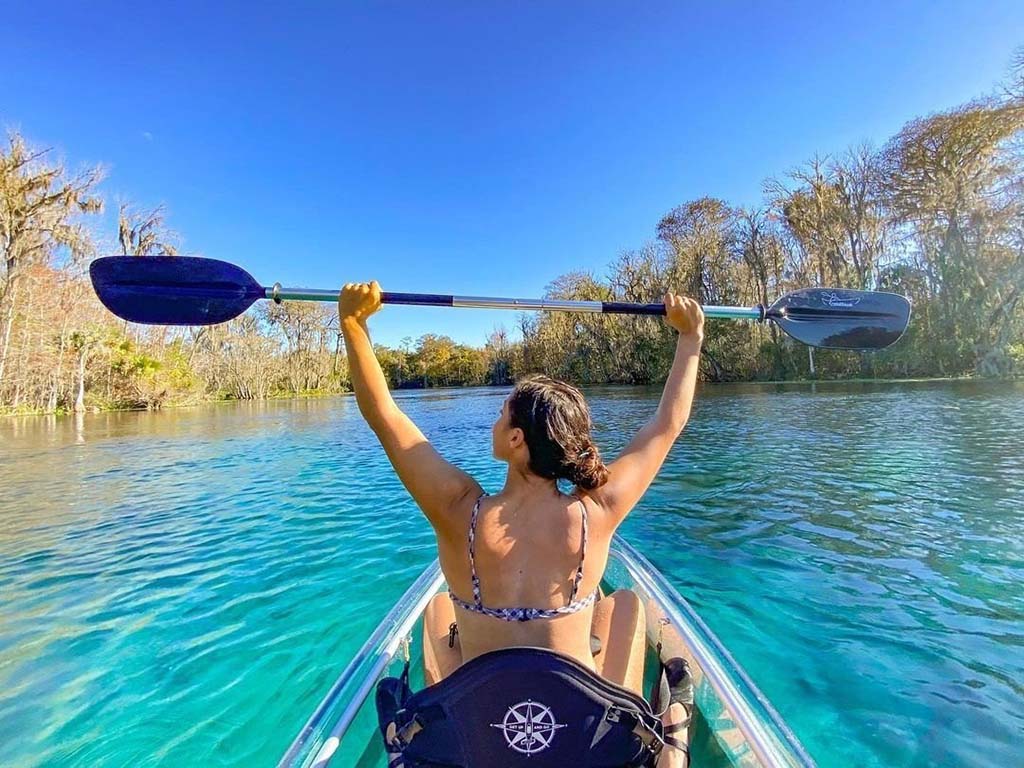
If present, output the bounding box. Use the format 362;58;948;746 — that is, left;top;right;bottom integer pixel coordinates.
508;374;610;491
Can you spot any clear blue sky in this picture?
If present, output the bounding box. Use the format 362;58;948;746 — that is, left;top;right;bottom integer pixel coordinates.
3;2;1022;346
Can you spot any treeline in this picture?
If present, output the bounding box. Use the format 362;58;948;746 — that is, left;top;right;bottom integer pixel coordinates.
1;59;1022;414
520;88;1024;384
0;142;350;414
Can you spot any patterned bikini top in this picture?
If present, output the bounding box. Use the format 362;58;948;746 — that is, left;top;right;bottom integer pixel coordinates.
449;493;598;622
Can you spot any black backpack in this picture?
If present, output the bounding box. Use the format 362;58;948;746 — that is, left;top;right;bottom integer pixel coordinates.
376;647;666;768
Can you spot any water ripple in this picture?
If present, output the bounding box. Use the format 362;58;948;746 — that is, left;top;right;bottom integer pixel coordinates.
1;381;1022;767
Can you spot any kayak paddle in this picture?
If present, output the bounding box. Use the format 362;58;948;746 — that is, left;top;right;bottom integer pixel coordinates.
89;256;911;350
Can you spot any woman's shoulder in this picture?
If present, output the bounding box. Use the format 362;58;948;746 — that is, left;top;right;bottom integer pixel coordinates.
571;488;615;535
432;483;486;540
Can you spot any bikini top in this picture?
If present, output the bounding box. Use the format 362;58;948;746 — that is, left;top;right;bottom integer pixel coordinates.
448;493;598;622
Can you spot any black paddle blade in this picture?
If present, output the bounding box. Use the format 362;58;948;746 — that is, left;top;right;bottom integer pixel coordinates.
766;288;911;350
90;256;266;325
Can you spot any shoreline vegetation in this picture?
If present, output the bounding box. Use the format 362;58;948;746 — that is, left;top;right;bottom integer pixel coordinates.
1;376;995;421
2;59;1022;416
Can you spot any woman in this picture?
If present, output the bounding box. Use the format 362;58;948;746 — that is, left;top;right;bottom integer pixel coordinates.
340;282;703;767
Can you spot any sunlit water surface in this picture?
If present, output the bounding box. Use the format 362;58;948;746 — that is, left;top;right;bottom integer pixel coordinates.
1;380;1022;767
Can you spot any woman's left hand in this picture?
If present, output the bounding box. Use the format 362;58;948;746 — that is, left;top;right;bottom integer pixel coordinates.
339;281;382;324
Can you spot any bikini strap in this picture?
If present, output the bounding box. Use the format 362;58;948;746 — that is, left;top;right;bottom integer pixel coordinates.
467;493;487;609
468;493;588;611
569;498;588;603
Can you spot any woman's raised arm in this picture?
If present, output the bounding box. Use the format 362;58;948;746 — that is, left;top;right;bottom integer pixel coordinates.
340;282;481;532
592;294;704;525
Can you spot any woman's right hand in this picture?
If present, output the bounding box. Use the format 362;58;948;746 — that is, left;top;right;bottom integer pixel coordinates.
664;293;704;342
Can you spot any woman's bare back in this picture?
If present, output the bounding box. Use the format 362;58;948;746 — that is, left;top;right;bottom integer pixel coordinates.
436;491;611;668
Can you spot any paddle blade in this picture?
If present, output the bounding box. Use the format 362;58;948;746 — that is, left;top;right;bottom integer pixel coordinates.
90;256;266;325
766;288;911;350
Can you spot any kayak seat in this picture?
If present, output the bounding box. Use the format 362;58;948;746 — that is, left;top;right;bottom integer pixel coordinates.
376;647;665;768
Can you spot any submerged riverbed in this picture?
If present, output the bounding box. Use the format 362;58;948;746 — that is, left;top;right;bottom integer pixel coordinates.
1;380;1022;767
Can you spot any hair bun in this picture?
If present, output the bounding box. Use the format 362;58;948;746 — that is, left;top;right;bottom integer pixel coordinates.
569;443;610;490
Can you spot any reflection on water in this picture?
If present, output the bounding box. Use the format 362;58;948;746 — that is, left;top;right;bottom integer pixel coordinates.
1;381;1022;768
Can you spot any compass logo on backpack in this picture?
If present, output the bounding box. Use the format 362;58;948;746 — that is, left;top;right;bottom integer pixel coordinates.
490;699;568;754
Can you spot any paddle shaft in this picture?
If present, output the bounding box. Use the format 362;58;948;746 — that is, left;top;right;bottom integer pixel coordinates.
267;285;766;320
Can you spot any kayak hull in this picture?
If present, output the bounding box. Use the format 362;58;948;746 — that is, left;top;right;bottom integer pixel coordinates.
280;535;815;768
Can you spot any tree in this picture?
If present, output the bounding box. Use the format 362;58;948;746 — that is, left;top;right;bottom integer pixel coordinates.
484;326;516;385
765;147;888;290
264;301;338;393
656;198;750;380
202;314;282;400
0;134;102;395
69;327;103;412
118;203;179;256
657;197;739;303
881;98;1024;373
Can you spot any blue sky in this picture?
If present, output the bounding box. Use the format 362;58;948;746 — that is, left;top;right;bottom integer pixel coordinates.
3;2;1022;346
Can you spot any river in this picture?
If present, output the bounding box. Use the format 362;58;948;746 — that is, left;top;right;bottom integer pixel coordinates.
1;380;1021;767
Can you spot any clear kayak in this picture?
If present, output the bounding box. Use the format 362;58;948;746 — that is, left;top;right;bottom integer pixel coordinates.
279;535;816;768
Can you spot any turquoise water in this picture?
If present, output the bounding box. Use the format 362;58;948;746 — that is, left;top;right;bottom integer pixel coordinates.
1;381;1022;767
